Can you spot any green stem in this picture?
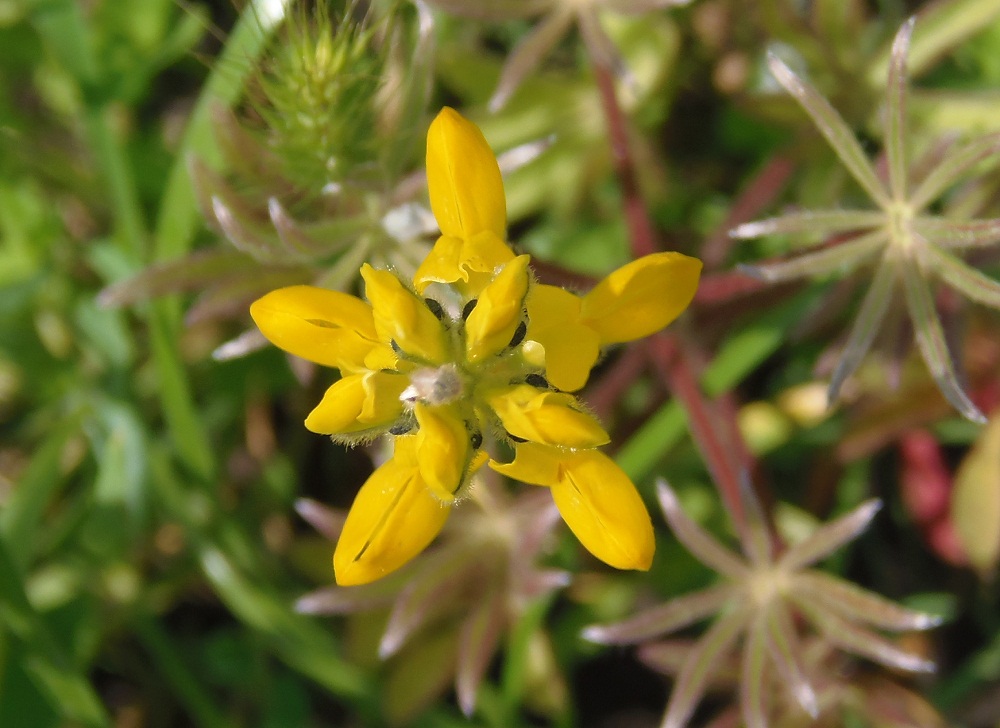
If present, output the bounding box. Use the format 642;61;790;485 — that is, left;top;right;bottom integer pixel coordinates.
134;612;235;728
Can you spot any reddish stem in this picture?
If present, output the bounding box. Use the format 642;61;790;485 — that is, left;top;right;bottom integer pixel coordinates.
648;333;746;529
701;155;795;270
593;65;657;257
591;55;755;533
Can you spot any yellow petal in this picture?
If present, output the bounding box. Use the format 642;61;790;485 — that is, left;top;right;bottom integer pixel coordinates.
581;252;702;344
551;450;654;570
488;441;564;486
525;284;599;391
304;371;408;435
333;438;451;586
490;443;655;570
486;384;609;448
414;403;472;501
413;232;515;295
426;107;506;241
250;286;378;371
531;323;600;392
526;283;581;332
361;264;448;364
465;255;531;362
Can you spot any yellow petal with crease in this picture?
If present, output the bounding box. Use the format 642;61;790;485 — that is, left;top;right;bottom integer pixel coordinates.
426;107;506;241
487;385;609;448
414;404;471;501
581;252;702;344
334;438;450;586
413;232;514;295
550;449;654;570
361;264;448;364
304;371;408;435
490;443;654;570
466;255;531;362
250;285;378;371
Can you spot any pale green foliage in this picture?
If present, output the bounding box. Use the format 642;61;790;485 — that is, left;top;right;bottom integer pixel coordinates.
584;481;938;728
732;18;1000;424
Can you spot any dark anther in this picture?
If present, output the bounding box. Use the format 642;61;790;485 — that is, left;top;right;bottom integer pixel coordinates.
390;339;403;355
471;432;483;449
508;320;527;348
389;420;413;435
525;373;549;389
508;433;527;443
424;297;445;320
462;299;478;320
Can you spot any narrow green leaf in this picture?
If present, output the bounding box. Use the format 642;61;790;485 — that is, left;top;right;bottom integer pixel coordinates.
661;609;747;728
149;309;215;478
763;603;817;717
910;133;1000;210
0;542;110;727
739;228;885;282
767;53;890;208
795;597;935;673
154;0;292;262
198;547;369;699
868;0;1000;82
793;571;941;631
740;615;768;728
885;18;915;201
0;421;77;571
134;613;234;728
500;594;553;722
924;244;1000;309
828;257;897;404
98;250;256;308
916;215;1000;250
583;583;738;645
778;499;881;571
902;255;986;423
657;482;747;578
730;209;885;241
456;589;505;716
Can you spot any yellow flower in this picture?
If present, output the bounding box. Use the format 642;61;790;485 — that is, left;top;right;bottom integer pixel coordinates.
251;107;701;584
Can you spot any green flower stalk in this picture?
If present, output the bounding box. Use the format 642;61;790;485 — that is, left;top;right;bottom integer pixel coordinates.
732;18;1000;424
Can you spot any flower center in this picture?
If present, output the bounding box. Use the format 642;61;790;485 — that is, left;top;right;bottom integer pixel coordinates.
401;363;465;406
747;566;790;607
887;202;916;254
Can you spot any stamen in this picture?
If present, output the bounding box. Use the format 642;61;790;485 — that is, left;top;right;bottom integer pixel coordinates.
424;297;445;320
471;432;483;449
389;420;413;435
525;373;549;389
462;298;478;320
508;320;527;348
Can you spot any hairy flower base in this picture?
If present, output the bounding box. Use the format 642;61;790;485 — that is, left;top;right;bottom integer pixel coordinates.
252;107;701;584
